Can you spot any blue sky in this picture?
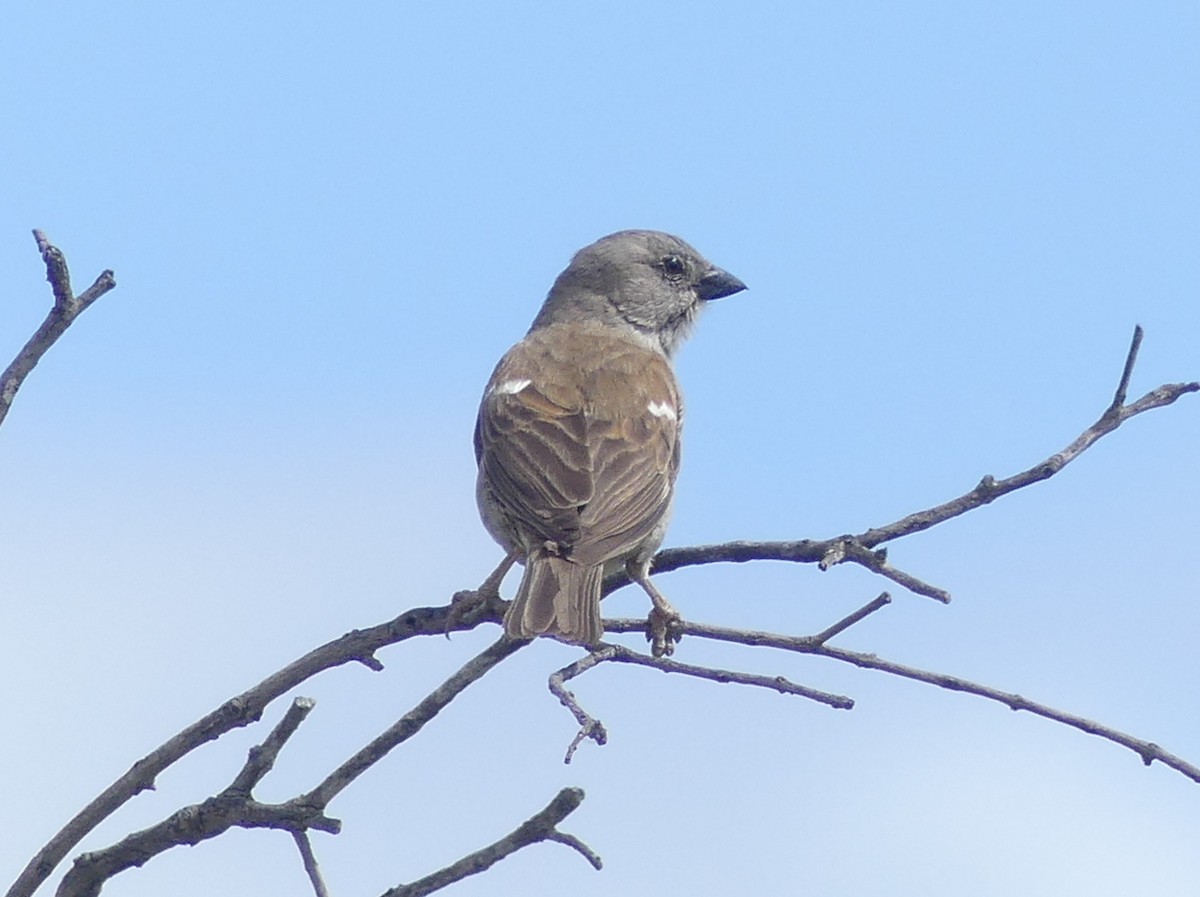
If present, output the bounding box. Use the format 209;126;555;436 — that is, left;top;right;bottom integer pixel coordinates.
2;3;1197;895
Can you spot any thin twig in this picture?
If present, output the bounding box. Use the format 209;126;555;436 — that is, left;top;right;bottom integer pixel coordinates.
812;593;892;644
55;703;335;897
53;639;526;896
382;788;598;897
8;601;508;897
545;830;603;870
549;651;610;764
1110;324;1143;410
835;543;950;602
549;641;854;762
229;697;315;794
0;230;116;428
854;327;1197;549
12;328;1195;897
303;636;524;807
292;831;331;897
816;642;1200;784
606;617;1200;786
610;327;1198;600
599;642;853;708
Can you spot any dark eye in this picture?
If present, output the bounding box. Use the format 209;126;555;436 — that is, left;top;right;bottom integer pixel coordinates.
662;254;686;276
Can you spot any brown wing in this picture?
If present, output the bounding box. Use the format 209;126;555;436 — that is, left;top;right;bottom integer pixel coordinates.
475;360;591;549
475;322;681;564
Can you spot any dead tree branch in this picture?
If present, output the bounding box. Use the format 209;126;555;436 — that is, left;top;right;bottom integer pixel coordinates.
6;600;510;897
814;641;1200;784
854;326;1195;550
302;635;524;808
598;615;1200;784
0;230;116;428
8;310;1194;897
619;325;1197;602
382;788;599;897
549;641;855;763
56;697;334;897
52;638;526;897
292;831;331;897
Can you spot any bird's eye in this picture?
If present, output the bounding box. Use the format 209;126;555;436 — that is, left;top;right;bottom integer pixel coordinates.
662;255;686;277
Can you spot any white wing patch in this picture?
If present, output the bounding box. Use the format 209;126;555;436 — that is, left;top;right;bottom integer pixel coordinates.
491;378;532;396
647;400;677;421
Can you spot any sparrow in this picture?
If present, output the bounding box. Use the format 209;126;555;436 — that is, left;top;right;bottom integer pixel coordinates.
474;230;746;654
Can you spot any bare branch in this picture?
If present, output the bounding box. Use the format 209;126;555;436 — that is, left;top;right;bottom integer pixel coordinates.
0;231;116;428
292;831;331;897
550;642;853;762
55;637;525;896
854;327;1198;549
10;322;1193;896
815;642;1200;785
1110;324;1143;410
382;788;597;897
545;830;603;870
33;229;76;309
598;642;853;708
607;328;1197;602
605;617;1200;786
55;703;335;897
8;602;506;897
303;635;524;807
617;538;826;587
1124;381;1199;415
830;542;951;602
228;697;316;795
812;592;892;644
56;797;340;897
549;652;611;764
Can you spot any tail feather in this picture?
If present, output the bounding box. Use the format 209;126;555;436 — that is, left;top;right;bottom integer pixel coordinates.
504;553;603;646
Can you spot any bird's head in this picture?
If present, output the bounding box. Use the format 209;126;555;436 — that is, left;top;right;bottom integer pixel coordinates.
534;230;746;356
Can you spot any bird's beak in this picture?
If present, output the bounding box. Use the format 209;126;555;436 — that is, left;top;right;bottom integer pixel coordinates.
696;266;748;302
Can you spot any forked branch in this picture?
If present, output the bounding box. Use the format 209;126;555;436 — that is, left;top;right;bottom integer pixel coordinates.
6;600;507;897
52;638;527;897
549;640;856;763
592;615;1200;785
632;325;1198;599
382;788;599;897
0;230;116;428
7;295;1194;897
56;697;334;897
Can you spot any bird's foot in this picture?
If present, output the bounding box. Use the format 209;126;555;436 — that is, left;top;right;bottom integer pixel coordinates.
445;551;519;637
631;570;682;656
445;589;484;637
646;605;682;657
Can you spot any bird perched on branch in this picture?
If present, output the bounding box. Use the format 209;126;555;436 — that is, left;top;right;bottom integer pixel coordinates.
474;230;746;655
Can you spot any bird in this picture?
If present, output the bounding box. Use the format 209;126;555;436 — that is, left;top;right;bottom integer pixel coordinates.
473;230;746;655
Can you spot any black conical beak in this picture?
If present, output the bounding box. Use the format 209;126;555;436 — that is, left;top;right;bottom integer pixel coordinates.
696;266;748;302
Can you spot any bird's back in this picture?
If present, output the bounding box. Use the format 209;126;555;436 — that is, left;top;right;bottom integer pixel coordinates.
475;321;682;568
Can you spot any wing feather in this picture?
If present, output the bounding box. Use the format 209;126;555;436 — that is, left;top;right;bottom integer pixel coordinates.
475;323;682;564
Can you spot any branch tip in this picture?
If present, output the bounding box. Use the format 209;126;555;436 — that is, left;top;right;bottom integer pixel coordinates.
382;787;594;897
356;653;385;671
292;830;331;897
547;830;604;870
1111;324;1145;411
813;592;893;644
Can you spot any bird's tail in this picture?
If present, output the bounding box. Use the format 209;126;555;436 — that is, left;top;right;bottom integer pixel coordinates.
504;552;604;646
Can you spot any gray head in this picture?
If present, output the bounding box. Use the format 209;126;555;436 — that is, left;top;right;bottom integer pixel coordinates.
530;230;746;356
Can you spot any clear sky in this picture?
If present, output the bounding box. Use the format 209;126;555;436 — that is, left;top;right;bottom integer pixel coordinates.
2;3;1197;895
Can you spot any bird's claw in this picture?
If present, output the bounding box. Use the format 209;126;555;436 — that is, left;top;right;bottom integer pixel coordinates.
444;588;485;638
445;552;520;638
646;606;682;657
